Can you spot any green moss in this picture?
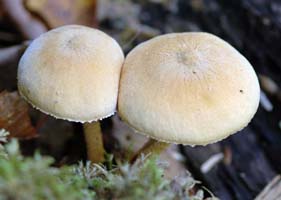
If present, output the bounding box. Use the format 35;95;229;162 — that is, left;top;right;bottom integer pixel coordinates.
0;138;94;200
0;130;217;200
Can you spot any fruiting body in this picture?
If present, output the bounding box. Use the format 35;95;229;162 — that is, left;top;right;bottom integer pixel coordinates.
18;25;124;163
118;32;260;146
18;25;124;122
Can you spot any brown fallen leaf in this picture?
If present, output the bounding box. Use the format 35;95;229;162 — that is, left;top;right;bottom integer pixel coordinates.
0;91;37;139
25;0;97;28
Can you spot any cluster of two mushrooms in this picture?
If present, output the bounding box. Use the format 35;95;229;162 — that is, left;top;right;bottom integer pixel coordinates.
18;25;260;163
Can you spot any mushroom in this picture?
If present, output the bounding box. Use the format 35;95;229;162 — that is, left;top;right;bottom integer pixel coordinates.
118;32;260;159
18;25;124;163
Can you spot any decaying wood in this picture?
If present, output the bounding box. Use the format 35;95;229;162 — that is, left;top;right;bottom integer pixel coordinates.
255;175;281;200
137;0;281;199
181;126;277;200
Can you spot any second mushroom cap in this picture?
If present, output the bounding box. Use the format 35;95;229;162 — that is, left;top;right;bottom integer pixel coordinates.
118;32;260;145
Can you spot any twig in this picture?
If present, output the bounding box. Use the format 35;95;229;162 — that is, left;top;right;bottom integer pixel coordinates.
0;41;30;66
1;0;47;39
260;90;273;112
255;175;281;200
200;153;224;174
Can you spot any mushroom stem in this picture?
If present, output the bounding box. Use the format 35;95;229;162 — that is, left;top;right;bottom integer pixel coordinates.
83;122;105;163
131;139;169;162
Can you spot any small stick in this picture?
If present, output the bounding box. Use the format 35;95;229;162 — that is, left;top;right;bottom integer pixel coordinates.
2;0;47;39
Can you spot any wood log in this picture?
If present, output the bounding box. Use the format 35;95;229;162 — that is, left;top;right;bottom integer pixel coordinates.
255;175;281;200
139;0;281;199
181;125;277;200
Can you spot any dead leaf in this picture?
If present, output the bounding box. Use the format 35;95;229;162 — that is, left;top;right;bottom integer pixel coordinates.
25;0;97;28
0;91;37;139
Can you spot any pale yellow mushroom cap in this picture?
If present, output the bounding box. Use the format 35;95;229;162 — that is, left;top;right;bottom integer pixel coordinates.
18;25;124;122
118;32;260;145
